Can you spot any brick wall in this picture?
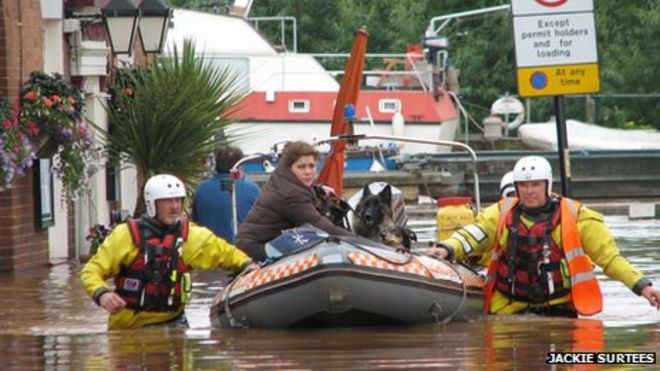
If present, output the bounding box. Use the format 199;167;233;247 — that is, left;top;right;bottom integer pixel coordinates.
0;0;48;271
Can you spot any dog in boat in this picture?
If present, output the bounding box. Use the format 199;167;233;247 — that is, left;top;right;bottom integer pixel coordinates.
352;184;417;250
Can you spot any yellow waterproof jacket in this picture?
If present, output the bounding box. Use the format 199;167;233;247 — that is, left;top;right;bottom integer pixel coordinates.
80;222;251;329
443;200;645;314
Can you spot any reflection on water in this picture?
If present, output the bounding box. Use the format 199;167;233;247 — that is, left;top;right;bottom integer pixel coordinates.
0;215;658;369
1;319;658;369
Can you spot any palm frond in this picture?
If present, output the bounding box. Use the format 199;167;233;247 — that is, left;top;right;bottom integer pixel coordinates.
100;39;248;214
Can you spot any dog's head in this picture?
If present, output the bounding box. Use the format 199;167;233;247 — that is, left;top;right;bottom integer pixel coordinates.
381;226;417;251
355;184;393;229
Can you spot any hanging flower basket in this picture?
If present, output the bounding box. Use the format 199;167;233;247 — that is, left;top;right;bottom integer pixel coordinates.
19;72;101;202
0;99;34;192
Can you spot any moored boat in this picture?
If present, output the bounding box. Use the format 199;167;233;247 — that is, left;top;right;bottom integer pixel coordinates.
166;9;462;157
518;119;660;150
210;236;484;328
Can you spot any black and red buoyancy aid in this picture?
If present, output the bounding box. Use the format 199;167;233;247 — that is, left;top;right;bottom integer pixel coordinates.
115;217;191;311
495;201;570;304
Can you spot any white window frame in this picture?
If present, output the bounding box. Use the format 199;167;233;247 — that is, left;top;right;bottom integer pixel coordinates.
378;99;401;113
288;100;310;113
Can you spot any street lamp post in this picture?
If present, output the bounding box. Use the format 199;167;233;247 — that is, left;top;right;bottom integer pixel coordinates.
101;0;140;55
139;0;172;54
65;0;171;56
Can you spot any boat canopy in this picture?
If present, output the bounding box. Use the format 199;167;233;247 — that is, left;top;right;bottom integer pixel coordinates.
518;119;660;150
166;9;339;92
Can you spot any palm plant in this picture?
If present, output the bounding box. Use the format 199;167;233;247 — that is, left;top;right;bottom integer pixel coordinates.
101;40;247;215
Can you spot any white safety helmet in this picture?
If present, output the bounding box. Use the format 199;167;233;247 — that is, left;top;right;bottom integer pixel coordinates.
499;171;516;198
144;174;186;218
513;156;553;195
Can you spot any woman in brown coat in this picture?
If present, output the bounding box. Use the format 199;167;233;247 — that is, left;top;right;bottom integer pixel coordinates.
235;141;353;261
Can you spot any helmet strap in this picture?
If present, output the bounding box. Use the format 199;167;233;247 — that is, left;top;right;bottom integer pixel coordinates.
519;198;554;221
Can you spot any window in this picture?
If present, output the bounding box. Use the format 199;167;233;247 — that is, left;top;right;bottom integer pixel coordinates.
34;158;54;230
288;100;310;113
379;99;401;113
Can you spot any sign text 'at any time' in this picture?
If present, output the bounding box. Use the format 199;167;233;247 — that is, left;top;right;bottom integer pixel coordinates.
511;0;600;97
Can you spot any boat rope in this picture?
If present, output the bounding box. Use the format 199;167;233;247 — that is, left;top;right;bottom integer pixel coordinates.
422;252;468;325
223;267;253;329
337;236;415;265
439;261;468;325
448;91;485;134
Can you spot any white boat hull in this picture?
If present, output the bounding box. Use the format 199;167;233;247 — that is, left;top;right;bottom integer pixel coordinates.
518;119;660;150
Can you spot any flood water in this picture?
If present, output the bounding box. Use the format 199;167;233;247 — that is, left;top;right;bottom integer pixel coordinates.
0;215;658;369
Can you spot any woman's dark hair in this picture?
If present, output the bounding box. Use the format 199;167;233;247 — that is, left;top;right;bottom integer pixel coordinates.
280;141;320;167
215;145;244;173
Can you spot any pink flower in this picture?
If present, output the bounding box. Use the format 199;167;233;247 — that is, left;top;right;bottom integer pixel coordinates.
2;119;12;129
42;97;53;107
23;91;39;101
27;121;39;136
51;95;61;104
68;97;76;105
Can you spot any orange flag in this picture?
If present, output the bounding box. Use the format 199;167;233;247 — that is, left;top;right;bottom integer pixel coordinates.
317;28;368;196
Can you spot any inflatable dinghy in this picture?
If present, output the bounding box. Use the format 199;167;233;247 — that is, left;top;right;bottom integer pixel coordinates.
211;232;484;328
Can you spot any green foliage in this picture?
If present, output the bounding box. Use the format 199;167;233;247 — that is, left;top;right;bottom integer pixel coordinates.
101;40;246;215
594;0;660;128
252;0;660;129
623;121;655;130
175;0;660;130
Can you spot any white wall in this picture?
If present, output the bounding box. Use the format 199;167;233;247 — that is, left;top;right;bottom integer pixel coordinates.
120;165;139;217
249;54;339;92
43;18;68;260
74;78;110;257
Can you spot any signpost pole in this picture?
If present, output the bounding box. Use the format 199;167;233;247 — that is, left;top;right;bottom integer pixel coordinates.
553;95;571;196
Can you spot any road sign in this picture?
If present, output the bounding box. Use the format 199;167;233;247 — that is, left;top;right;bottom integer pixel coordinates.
511;0;593;16
511;0;599;97
517;63;600;97
513;12;597;67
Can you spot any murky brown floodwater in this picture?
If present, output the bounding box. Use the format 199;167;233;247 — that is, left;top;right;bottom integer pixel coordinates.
0;215;658;369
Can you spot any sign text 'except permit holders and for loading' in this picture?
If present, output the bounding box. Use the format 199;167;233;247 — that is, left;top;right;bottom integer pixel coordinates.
511;0;600;97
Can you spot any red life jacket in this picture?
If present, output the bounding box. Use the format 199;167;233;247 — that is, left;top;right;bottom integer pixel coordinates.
483;196;603;316
115;217;190;312
494;200;571;303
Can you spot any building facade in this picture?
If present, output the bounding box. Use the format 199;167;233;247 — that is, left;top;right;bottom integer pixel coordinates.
0;0;147;271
